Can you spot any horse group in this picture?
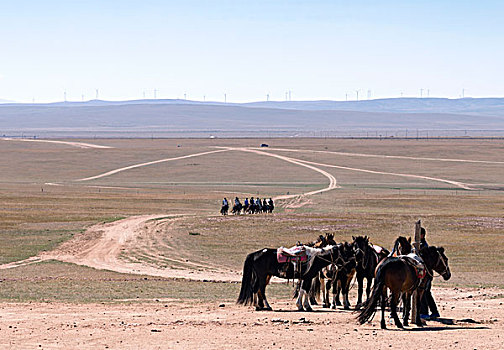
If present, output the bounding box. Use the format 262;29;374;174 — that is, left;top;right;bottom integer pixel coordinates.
221;197;274;215
237;233;451;329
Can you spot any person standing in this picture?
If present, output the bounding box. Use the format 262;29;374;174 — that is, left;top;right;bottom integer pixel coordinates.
419;227;440;319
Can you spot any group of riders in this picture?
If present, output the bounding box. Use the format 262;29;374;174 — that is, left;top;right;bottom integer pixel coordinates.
221;197;274;215
238;223;447;329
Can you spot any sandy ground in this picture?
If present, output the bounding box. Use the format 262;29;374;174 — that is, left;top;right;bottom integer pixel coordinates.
0;287;502;349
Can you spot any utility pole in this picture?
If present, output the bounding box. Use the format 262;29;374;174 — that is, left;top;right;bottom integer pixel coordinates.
420;88;423;98
224;93;227;103
355;90;359;101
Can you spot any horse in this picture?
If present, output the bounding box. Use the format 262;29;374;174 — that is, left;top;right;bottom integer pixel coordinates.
320;242;356;309
304;233;337;304
220;204;229;215
237;244;342;311
232;203;243;215
352;236;390;308
391;236;412;256
357;245;451;329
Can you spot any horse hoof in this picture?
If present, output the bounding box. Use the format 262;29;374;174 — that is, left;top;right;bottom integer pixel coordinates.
381;323;387;330
322;303;329;308
305;306;313;312
264;307;273;311
336;301;342;306
331;305;336;310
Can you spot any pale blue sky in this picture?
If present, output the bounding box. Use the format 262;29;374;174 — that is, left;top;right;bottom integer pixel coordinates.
1;1;503;102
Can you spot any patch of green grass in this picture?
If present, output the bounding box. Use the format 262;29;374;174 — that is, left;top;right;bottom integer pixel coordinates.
100;216;126;224
0;260;303;303
0;229;79;264
0;260;242;303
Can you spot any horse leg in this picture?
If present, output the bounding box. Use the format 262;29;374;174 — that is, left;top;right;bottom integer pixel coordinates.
331;279;337;309
302;289;313;312
415;289;425;327
402;293;410;326
296;288;305;311
335;279;342;306
320;276;328;308
390;292;404;329
324;280;332;308
380;287;387;329
261;275;273;311
357;276;364;307
344;273;353;310
302;279;313;312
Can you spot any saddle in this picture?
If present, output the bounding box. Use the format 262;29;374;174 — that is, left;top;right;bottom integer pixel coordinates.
372;244;384;255
399;253;426;279
277;246;307;263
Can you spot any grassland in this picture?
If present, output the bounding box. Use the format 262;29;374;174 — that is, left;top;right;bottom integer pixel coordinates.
0;137;503;303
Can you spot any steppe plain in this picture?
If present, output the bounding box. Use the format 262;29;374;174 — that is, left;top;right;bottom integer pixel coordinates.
0;137;503;349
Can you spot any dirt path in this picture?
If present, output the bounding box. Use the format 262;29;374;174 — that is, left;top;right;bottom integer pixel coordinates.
248;148;474;190
260;147;504;165
76;149;229;182
0;287;502;349
222;147;339;201
0;215;241;282
0;137;113;149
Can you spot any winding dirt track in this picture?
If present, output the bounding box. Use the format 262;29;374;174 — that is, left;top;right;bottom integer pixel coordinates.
0;137;113;149
259;147;504;165
0;215;241;282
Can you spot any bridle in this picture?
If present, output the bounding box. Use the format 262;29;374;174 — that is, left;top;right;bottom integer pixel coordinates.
426;250;450;279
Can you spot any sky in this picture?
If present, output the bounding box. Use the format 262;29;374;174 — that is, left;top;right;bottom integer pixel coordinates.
1;0;503;103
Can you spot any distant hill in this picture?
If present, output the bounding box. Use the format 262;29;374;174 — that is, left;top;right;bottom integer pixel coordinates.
1;98;503;138
244;98;504;117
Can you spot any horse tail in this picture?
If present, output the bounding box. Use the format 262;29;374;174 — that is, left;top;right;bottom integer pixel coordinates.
310;275;321;303
237;252;255;305
357;257;391;324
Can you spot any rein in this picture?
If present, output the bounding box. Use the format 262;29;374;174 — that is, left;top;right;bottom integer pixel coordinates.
428;251;449;279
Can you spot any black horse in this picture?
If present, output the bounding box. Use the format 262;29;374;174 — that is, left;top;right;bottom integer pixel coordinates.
357;245;451;329
237;245;341;311
232;203;242;215
352;236;389;308
220;204;229;215
320;242;356;309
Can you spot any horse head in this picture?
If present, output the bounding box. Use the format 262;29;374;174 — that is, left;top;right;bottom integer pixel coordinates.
421;246;451;280
352;235;368;263
325;232;337;246
395;236;412;255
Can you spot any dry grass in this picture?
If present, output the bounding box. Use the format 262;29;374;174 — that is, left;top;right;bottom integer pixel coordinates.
0;137;503;302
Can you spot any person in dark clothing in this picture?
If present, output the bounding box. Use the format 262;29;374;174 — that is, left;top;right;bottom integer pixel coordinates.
419;227;440;319
268;198;274;213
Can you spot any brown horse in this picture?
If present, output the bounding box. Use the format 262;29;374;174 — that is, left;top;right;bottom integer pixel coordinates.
357;245;451;329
